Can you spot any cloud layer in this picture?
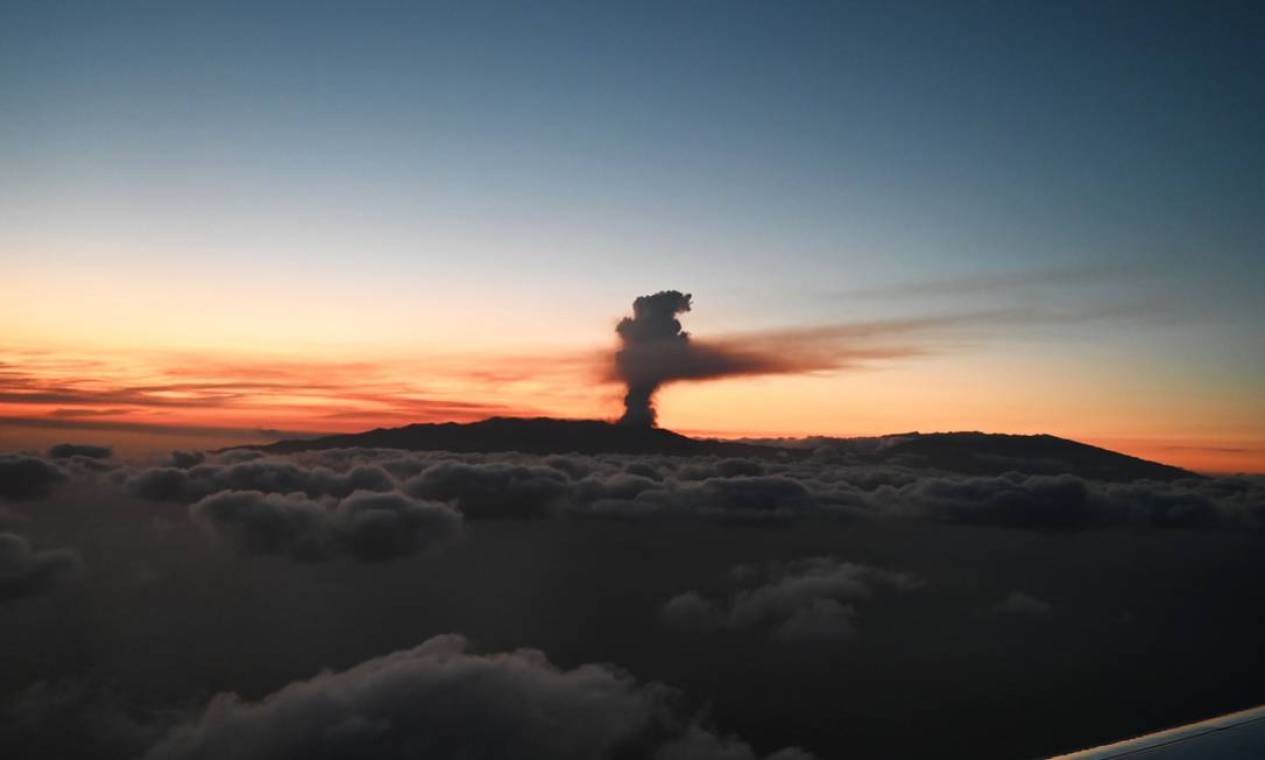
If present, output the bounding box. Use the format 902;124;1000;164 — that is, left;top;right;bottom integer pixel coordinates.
144;634;811;760
3;442;1264;759
110;447;1265;536
663;557;920;645
190;490;463;562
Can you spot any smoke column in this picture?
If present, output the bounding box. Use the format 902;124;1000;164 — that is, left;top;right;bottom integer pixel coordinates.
615;291;693;427
611;290;933;428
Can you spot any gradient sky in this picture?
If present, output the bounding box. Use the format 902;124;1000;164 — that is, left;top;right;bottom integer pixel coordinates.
2;1;1262;472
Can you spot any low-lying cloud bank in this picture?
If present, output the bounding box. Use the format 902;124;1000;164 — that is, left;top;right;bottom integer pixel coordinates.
1;443;1264;759
143;633;810;760
190;490;463;562
112;447;1265;532
3;444;1261;567
128;460;395;503
663;557;920;646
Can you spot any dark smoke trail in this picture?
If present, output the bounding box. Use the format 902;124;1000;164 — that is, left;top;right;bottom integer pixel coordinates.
615;291;693;427
610;291;952;427
606;289;1145;427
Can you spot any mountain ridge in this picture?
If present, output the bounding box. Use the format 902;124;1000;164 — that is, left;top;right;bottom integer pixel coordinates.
247;417;1199;482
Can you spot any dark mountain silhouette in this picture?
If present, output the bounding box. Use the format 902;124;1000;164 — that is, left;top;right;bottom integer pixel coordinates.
251;417;1198;482
872;432;1200;481
257;417;767;457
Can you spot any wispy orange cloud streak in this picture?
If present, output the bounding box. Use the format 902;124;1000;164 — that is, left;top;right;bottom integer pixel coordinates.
0;348;601;451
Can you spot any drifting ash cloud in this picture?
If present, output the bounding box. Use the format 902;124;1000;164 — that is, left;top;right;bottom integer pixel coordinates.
608;289;1164;429
612;290;928;428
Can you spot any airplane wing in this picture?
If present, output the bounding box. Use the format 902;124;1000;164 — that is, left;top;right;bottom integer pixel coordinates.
1048;704;1265;759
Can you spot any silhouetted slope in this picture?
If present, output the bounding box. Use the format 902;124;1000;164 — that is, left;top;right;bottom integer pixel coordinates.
874;432;1198;481
258;417;765;457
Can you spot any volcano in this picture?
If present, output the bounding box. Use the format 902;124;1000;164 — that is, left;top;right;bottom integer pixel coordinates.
250;417;1198;482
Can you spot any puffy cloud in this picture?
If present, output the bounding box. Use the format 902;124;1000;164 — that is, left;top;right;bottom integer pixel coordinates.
48;443;114;460
166;451;207;469
574;472;662;504
542;454;594;479
992;592;1054;618
1099;479;1225;528
715;458;767;477
106;448;1265;534
211;449;267;464
403;461;572;518
0;442;1261;760
0;445;1262;759
579;473;867;522
660;591;726;634
189;490;462;562
0;532;81;601
144;634;812;760
622;460;666;481
881;472;1265;531
0;454;68;501
771;599;860;645
128;461;396;503
663;557;920;646
687;477;816;516
883;473;1100;530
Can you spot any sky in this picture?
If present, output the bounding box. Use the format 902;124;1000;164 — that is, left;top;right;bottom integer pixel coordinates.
2;0;1263;472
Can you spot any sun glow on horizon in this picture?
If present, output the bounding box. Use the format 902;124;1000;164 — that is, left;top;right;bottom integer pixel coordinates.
2;342;1261;474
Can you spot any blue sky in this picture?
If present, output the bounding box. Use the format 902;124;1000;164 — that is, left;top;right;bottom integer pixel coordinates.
1;1;1262;468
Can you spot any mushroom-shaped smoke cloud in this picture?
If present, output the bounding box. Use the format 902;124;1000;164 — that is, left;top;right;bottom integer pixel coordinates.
614;290;805;427
615;291;694;427
612;289;946;427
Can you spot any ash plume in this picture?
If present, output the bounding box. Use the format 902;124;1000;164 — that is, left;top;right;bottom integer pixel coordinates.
615;291;693;427
612;291;1042;428
614;290;806;427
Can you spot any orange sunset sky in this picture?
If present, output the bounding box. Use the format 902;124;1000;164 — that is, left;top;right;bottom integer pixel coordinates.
2;294;1261;474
